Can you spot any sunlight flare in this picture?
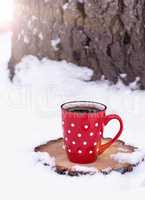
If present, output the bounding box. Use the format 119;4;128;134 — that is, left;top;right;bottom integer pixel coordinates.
0;0;13;25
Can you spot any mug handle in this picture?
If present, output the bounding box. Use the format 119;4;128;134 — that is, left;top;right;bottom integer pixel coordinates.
98;114;123;155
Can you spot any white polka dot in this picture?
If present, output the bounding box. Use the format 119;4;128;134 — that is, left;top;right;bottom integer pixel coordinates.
90;132;94;136
67;130;71;134
78;150;82;154
95;122;98;127
65;137;68;141
77;133;82;137
68;149;71;153
71;123;75;127
72;141;76;145
89;150;93;154
83;141;87;145
96;148;99;152
84;125;89;129
94;142;97;146
100;131;102;135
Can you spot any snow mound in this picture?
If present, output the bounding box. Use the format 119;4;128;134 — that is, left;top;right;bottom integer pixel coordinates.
14;56;93;88
111;149;145;165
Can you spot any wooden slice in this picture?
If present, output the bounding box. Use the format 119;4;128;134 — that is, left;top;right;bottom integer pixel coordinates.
34;138;144;176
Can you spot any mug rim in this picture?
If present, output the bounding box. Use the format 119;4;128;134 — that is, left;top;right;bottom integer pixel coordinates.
61;101;107;112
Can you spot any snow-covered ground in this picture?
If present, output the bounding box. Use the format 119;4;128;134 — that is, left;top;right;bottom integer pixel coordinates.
0;32;145;200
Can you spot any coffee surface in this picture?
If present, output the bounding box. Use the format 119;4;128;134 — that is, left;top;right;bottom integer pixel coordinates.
67;106;101;113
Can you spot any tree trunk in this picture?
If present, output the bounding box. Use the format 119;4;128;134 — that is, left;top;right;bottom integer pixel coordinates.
9;0;145;89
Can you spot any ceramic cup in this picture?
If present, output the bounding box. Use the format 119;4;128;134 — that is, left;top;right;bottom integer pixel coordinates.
61;101;123;164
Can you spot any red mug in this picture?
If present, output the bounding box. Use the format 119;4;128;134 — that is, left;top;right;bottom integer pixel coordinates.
61;101;123;164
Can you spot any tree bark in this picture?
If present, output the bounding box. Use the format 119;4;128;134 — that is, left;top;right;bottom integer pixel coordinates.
9;0;145;89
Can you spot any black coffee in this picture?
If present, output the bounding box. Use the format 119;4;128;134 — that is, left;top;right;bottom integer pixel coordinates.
67;106;101;113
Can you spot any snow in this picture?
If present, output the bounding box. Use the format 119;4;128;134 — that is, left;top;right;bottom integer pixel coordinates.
24;35;29;44
111;149;145;165
63;3;69;10
33;28;37;35
32;15;37;21
34;152;55;167
120;73;127;78
38;33;43;40
77;0;84;3
129;77;140;90
72;165;97;174
0;32;145;199
118;147;129;152
51;38;61;51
